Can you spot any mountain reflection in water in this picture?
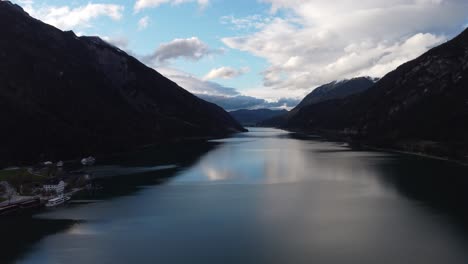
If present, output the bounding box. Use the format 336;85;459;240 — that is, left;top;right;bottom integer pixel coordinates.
5;128;468;264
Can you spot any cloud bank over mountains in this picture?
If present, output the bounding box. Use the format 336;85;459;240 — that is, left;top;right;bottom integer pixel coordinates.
19;1;124;30
14;0;468;110
197;94;300;111
222;0;468;90
157;67;300;110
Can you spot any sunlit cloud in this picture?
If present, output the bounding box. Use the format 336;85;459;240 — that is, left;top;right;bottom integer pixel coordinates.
22;2;124;31
101;35;129;50
203;66;249;81
146;37;222;64
223;0;467;90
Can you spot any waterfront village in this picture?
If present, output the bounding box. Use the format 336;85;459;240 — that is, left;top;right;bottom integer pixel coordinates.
0;157;96;215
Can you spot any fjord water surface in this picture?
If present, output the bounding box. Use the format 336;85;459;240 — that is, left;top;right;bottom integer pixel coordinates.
8;128;468;264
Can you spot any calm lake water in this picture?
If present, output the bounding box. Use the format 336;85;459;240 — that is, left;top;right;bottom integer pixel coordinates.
3;128;468;264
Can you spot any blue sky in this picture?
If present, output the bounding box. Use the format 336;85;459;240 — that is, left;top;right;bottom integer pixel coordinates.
13;0;468;110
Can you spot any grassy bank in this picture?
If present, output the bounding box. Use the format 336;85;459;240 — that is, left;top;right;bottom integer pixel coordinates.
0;168;46;190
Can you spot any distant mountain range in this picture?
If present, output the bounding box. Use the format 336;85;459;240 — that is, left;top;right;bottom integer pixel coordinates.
229;109;288;126
0;2;245;166
279;28;468;160
260;77;376;127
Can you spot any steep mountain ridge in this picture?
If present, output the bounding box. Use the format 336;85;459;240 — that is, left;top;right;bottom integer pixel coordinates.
293;77;376;110
260;77;375;127
285;28;468;159
0;1;245;165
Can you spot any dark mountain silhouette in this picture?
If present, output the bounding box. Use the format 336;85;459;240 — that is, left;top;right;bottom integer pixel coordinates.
284;28;468;160
260;77;375;127
0;1;245;166
229;109;288;126
294;77;377;110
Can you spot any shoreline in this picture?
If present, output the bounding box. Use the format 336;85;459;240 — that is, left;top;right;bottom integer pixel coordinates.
362;145;468;167
283;127;468;167
0;130;247;170
0;186;87;215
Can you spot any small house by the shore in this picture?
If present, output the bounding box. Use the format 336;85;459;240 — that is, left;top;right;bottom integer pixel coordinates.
43;179;66;194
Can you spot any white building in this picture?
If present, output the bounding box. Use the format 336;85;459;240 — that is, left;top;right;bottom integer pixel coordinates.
43;180;66;193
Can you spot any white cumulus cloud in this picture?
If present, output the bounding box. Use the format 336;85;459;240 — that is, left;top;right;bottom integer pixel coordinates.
22;2;124;31
101;36;129;50
203;66;249;80
147;37;221;64
223;0;468;91
156;67;239;96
